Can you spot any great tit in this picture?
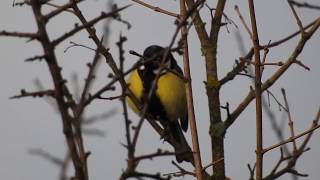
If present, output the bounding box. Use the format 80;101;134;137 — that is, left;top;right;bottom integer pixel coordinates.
126;45;190;162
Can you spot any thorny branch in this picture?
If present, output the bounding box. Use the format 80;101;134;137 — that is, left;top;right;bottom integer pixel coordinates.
3;1;320;180
0;30;38;39
52;5;130;46
10;89;55;99
132;0;179;18
3;1;128;179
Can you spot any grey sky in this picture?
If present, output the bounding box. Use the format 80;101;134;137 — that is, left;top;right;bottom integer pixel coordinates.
1;0;319;179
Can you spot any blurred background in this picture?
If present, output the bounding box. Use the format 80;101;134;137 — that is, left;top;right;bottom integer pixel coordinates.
0;0;319;179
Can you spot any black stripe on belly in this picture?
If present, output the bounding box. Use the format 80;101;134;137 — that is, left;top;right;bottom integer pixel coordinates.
138;69;168;121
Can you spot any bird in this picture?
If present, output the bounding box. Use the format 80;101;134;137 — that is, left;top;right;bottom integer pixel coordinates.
126;45;191;162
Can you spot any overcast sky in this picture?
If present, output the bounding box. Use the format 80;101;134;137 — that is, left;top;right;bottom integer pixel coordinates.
1;0;319;179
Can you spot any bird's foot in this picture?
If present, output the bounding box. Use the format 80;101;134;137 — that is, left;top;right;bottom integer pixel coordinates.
160;125;171;142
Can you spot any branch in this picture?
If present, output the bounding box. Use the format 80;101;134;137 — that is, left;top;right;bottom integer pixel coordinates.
52;5;130;46
185;0;227;179
44;0;85;21
132;0;179;17
281;88;297;151
74;37;103;121
29;1;87;179
248;0;264;179
29;148;63;166
134;150;176;162
263;118;320;153
131;171;170;180
290;0;320;10
25;54;46;62
185;0;209;46
219;60;246;86
180;0;203;179
224;17;320;130
45;2;75;15
221;18;317;88
263;105;320;179
262;19;318;48
234;5;252;37
10;89;55;99
288;0;305;33
0;30;38;39
167;161;195;177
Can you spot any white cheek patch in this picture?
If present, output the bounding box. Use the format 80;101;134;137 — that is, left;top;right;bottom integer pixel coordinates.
153;60;171;75
165;59;171;68
153;68;168;75
139;65;145;71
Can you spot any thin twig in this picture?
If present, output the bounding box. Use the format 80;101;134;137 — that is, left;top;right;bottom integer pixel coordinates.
264;106;320;179
134;150;176;161
10;89;55;99
290;0;320;10
132;0;179;17
202;157;224;171
0;30;38;39
266;90;287;111
263;121;320;153
44;0;85;21
52;5;130;46
288;0;305;34
45;2;75;14
29;148;63;166
224;18;320;130
25;54;46;62
260;41;271;75
262;19;317;49
220;19;317;88
281;88;297;151
234;5;252;37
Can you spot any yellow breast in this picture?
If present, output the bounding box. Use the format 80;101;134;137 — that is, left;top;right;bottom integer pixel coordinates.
126;70;143;114
126;69;187;122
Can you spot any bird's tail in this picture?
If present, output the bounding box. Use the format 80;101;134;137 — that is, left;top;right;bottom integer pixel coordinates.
167;121;193;163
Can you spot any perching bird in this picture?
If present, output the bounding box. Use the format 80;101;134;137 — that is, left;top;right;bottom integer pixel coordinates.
126;45;191;162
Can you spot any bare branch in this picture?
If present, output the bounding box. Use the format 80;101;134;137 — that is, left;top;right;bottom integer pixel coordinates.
263;109;320;153
234;5;252;37
44;0;85;21
52;5;130;46
25;54;46;62
248;0;264;179
10;89;55;99
132;0;179;17
134;149;176;161
180;0;203;179
224;18;320;130
29;148;63;166
281;88;297;151
288;0;305;33
290;0;320;10
0;30;38;39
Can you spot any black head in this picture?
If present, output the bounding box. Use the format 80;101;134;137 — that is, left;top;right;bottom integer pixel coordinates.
137;45;183;89
143;45;165;60
140;45;175;72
